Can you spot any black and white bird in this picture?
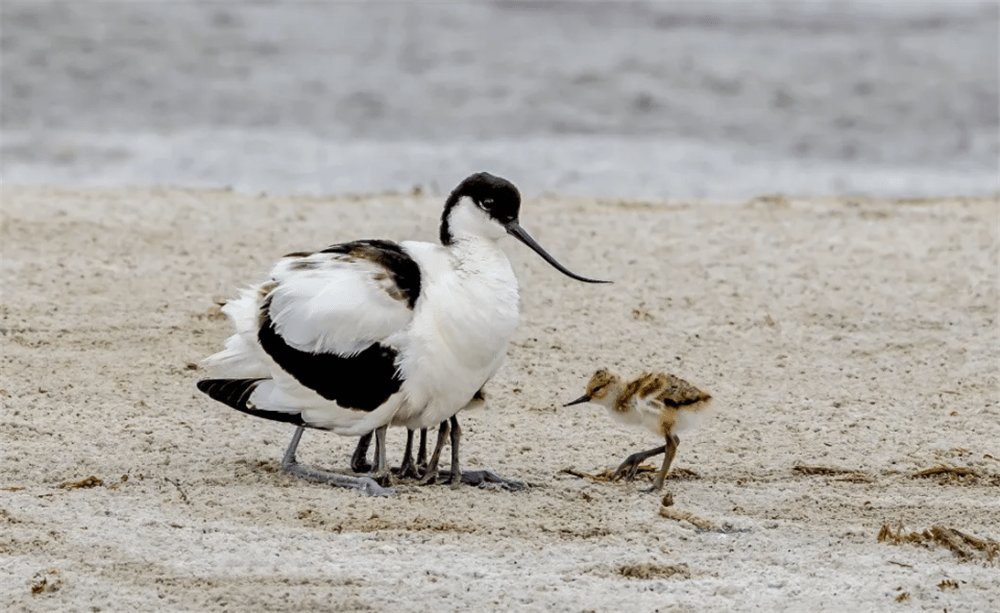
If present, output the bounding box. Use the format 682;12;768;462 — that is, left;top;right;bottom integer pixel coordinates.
197;172;608;495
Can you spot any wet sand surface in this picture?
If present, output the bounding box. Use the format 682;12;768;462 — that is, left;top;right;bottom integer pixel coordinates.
2;2;997;197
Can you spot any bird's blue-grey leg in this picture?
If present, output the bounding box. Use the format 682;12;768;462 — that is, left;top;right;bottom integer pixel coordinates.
612;444;667;483
418;420;450;485
397;429;421;479
280;426;392;496
438;415;527;491
351;431;374;473
649;434;680;491
415;417;525;490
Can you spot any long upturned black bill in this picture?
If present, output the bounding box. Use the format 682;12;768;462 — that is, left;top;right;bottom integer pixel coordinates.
504;221;611;283
563;394;591;407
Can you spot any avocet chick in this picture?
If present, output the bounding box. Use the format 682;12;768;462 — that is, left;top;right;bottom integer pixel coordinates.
564;370;712;491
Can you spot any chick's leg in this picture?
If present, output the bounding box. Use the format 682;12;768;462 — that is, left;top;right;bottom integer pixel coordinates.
650;434;680;491
613;445;667;482
350;431;373;473
418;420;450;485
397;429;421;479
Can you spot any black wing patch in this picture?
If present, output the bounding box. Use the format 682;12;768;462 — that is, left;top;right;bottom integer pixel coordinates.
197;378;263;410
257;307;403;412
320;239;422;309
197;378;313;426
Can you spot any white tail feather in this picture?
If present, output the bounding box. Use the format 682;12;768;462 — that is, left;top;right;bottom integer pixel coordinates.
201;285;270;378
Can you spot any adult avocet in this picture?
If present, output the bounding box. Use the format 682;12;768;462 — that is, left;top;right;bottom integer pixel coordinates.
564;370;712;491
198;172;608;495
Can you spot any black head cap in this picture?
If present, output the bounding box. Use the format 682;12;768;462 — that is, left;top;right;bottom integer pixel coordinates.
440;172;521;245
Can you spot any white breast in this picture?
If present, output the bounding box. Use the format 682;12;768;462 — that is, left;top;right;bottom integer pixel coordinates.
391;238;520;429
604;395;708;438
604;397;665;437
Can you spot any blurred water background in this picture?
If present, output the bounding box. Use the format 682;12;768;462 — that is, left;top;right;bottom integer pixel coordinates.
2;1;997;199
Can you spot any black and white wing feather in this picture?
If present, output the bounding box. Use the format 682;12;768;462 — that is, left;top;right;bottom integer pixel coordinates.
198;240;422;435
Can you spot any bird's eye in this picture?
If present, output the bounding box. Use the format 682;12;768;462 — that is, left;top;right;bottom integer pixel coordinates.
481;198;494;208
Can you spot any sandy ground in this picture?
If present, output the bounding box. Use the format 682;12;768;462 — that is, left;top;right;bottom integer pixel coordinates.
1;185;998;612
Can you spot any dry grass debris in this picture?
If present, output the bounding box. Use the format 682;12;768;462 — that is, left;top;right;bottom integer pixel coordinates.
878;524;999;565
